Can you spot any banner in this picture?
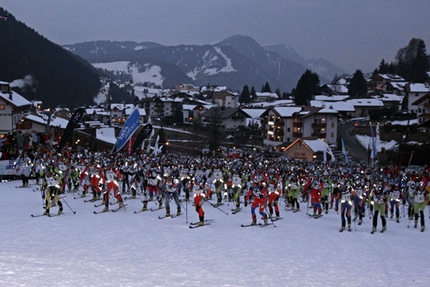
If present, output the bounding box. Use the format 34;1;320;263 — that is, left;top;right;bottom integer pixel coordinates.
370;123;377;163
341;138;349;164
58;107;85;150
133;123;153;153
0;160;17;175
114;107;140;152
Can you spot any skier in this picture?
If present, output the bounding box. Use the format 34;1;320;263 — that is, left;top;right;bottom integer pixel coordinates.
244;179;268;225
413;182;427;231
102;163;123;212
193;183;206;226
370;186;387;233
337;182;352;232
211;163;224;206
311;181;323;217
42;169;63;216
389;183;403;223
267;180;281;219
231;169;243;212
163;174;181;217
287;174;301;212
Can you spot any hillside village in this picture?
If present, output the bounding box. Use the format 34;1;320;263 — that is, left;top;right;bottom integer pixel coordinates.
1;72;430;163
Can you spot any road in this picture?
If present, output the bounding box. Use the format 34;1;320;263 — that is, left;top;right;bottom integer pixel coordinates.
339;122;369;164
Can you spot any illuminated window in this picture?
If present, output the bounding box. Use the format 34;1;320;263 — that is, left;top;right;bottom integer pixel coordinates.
0;104;5;110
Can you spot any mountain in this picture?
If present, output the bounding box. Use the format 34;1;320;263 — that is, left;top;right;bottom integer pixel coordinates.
264;44;347;83
63;35;344;93
0;8;101;108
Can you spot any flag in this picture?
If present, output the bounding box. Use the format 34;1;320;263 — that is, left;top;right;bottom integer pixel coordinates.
370;122;377;163
58;107;85;150
375;123;380;152
114;107;140;152
326;145;335;162
133;123;153;153
341;137;349;164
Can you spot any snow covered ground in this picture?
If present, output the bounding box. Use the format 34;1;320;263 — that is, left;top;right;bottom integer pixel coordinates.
1;180;429;287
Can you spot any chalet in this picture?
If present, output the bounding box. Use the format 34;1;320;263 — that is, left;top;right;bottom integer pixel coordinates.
261;106;339;147
0;81;31;136
253;92;278;102
201;107;249;130
284;138;334;162
411;93;430;126
211;90;239;108
405;83;430;114
371;74;406;92
346;98;384;117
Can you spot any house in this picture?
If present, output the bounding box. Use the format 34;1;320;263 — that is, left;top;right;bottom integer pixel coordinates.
346;98;384;117
0;81;31;136
54;107;70;120
405;83;430;114
372;94;404;110
411;93;430;125
137;96;182;119
211;90;239;108
253;92;278;102
371;74;406;92
261;106;339;147
201;107;249;130
284;138;334;162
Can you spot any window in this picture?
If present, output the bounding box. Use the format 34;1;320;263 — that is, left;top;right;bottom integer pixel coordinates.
0;104;5;110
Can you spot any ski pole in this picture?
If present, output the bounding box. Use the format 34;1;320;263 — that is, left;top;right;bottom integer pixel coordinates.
179;199;188;223
264;205;277;228
208;201;229;215
62;197;76;214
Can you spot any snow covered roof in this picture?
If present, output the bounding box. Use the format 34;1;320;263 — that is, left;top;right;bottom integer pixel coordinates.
310;100;355;112
255;92;278;99
182;104;197;110
314;95;349;101
24;114;69;129
408;83;430;93
377;94;404;102
96;127;116;144
346;98;384;107
110;103;134;111
0;90;31;108
273;106;302;117
378;74;405;81
242;108;266;119
303;139;331;153
125;108;146;116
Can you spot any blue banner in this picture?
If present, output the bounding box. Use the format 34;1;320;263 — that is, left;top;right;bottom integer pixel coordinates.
115;108;140;152
341;137;349;164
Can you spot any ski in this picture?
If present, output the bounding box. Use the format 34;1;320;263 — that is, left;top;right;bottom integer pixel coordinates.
293;209;301;213
111;204;128;212
269;217;283;222
231;208;241;214
189;223;210;229
314;214;323;219
150;207;164;212
190;219;214;225
84;198;99;203
134;209;149;214
93;210;108;214
241;223;270;227
31;214;48;218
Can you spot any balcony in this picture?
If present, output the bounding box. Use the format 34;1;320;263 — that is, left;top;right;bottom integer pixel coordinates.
311;133;326;137
293;122;302;128
312;123;326;129
293;132;302;138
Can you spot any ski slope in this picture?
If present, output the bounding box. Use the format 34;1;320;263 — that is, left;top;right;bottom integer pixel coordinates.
1;180;429;287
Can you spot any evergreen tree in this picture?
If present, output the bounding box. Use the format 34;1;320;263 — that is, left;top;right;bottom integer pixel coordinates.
250;86;257;102
239;85;251;104
395;38;429;82
348;69;368;98
293;69;320;106
261;82;272;93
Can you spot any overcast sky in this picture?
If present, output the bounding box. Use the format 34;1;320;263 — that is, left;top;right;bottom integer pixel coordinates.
2;0;430;73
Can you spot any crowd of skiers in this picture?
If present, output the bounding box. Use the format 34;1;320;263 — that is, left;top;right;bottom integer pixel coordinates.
12;145;430;230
